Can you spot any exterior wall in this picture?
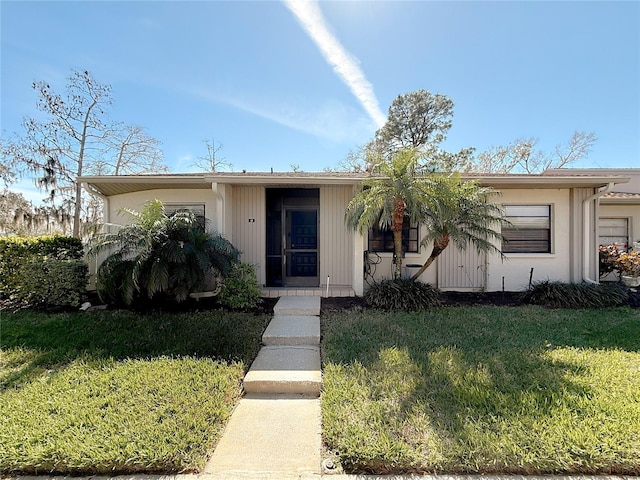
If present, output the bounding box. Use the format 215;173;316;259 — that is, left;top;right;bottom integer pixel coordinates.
366;249;437;285
96;178;619;295
486;188;572;291
107;188;218;228
438;246;486;291
319;186;353;287
364;189;576;292
90;188;218;289
571;187;598;284
231;186;266;285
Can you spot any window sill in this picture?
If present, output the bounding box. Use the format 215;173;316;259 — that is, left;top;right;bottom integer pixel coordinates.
503;252;556;258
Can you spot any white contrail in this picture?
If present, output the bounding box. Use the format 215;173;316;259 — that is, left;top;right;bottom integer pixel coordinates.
283;0;387;128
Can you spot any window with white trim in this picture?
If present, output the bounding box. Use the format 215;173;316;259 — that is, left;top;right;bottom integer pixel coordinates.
502;205;551;253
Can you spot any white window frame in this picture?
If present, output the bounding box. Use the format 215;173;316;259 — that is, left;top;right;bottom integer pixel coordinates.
502;204;552;254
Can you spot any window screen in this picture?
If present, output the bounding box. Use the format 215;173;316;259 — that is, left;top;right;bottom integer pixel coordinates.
164;204;206;230
368;219;419;253
502;205;551;253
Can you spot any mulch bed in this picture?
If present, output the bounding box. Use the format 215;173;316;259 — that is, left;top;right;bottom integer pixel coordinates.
321;288;640;313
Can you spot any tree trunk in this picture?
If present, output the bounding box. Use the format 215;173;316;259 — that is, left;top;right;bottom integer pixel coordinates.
73;97;98;238
411;233;450;281
392;195;406;279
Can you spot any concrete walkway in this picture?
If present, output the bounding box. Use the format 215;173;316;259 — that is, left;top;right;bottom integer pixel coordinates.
204;296;322;476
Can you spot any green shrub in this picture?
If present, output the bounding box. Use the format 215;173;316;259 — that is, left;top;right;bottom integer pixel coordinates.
0;236;87;308
13;259;88;308
523;280;628;308
365;278;441;311
218;262;262;310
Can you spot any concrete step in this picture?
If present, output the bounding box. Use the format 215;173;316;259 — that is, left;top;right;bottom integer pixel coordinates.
262;315;320;346
204;394;321;475
243;345;321;396
273;295;321;316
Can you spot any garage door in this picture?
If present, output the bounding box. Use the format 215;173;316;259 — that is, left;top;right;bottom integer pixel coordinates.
599;218;628;248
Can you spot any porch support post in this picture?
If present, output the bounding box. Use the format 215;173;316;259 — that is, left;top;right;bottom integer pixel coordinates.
353;230;365;296
211;182;226;236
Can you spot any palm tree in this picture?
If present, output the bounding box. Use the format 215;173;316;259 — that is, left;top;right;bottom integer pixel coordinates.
89;199;239;305
410;173;506;280
345;148;428;279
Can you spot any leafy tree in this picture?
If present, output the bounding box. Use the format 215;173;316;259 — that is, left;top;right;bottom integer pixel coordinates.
340;89;595;175
89;199;239;305
409;174;505;280
375;89;455;152
345;149;428;279
344;90;474;173
2;69;167;237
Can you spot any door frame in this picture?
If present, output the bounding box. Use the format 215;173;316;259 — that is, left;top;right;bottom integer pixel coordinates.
283;207;319;287
265;188;320;287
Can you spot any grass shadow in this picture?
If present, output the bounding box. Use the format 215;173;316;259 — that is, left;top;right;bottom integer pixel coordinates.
1;308;270;390
321;306;640;474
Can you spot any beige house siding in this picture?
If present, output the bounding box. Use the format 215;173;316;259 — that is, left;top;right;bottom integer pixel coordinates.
232;186;266;285
319;186;353;286
438;246;486;291
108;189;217;226
487;189;573;291
569;187;598;284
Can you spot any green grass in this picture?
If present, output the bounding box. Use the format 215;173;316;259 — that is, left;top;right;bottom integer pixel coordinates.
322;306;640;475
0;309;270;475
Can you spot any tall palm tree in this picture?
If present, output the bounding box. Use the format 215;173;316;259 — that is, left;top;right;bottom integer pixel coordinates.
345;148;428;279
410;173;506;280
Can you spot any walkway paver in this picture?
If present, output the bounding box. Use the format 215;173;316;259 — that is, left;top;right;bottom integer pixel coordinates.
273;296;321;316
243;345;321;395
263;315;320;345
204;394;321;476
205;296;323;475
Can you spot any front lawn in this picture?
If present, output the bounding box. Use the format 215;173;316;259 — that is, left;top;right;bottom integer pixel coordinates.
322;306;640;475
0;309;270;475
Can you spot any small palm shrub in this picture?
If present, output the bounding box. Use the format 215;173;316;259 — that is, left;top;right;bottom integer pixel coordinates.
89;200;239;306
218;262;262;310
523;281;628;308
365;278;441;311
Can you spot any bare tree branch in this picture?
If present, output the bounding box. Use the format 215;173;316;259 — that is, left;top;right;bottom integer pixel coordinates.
191;138;232;172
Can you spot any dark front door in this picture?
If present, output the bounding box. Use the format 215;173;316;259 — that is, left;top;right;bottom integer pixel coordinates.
284;209;318;286
266;188;319;287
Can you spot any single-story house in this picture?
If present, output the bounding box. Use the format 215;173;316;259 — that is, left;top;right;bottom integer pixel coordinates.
79;169;637;297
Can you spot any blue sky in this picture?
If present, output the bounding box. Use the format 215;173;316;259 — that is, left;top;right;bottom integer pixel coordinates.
2;0;639;189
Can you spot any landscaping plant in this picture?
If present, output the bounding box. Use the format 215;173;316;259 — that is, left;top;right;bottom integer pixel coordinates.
523;280;628;308
218;262;262;310
89;200;239;305
0;235;88;308
364;278;441;311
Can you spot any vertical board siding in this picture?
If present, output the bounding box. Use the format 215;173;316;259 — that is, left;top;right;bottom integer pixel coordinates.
320;186;353;286
232;186;266;285
438;246;486;290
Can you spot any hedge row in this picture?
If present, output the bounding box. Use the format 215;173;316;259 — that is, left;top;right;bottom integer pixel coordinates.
0;236;88;308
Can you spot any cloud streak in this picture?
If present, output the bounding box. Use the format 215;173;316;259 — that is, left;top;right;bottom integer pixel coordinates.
283;0;387;129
